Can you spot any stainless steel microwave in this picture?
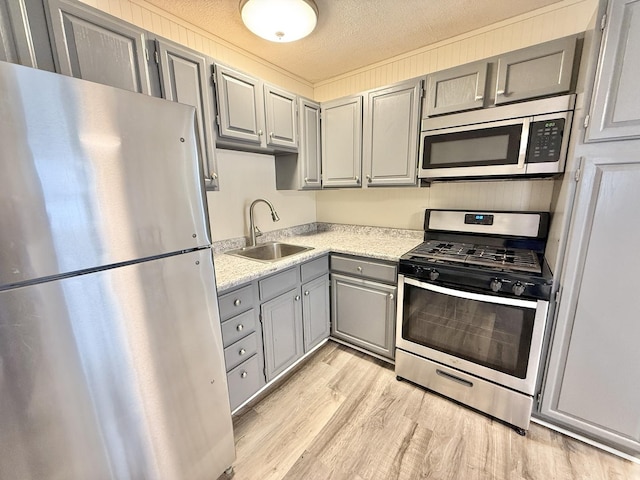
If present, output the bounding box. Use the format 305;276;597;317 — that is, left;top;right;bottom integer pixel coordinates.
418;94;576;180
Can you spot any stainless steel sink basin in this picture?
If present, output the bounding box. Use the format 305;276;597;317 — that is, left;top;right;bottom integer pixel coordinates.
226;242;313;263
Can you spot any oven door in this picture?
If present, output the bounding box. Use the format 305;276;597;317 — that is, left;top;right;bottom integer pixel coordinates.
418;117;530;179
396;275;548;395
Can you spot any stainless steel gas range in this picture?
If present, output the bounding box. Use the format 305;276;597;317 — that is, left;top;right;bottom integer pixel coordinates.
395;210;552;434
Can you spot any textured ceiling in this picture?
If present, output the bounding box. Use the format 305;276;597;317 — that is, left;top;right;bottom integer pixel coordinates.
144;0;565;84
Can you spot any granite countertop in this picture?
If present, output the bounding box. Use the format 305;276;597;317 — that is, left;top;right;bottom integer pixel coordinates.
213;226;423;294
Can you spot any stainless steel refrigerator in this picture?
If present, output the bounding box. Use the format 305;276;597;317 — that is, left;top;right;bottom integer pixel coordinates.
0;61;235;479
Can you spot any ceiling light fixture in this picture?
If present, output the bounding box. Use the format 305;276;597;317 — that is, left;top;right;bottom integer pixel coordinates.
239;0;318;43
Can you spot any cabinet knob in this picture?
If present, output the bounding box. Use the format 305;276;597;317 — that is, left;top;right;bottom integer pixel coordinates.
366;175;372;183
233;299;241;306
295;295;301;301
236;324;244;332
269;132;274;138
239;348;246;356
258;130;263;136
211;172;218;181
355;176;360;184
304;290;310;296
240;371;248;379
356;266;362;273
304;177;308;183
389;293;394;300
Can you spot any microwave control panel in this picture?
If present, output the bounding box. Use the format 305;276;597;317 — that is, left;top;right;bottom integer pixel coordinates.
527;119;565;163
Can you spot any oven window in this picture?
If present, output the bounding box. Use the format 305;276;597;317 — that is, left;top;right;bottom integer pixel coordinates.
422;123;522;169
402;284;535;378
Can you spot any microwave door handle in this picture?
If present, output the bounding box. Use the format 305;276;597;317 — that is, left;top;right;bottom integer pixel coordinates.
517;118;531;169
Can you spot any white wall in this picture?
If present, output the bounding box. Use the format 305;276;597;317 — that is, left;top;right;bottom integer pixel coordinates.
316;181;555;230
206;150;316;241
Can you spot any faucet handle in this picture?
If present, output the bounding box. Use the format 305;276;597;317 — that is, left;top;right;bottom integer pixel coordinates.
254;225;263;237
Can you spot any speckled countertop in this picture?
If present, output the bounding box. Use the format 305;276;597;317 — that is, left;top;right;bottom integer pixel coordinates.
213;225;423;294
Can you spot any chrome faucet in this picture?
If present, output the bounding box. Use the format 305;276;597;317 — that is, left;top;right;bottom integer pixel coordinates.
249;198;280;247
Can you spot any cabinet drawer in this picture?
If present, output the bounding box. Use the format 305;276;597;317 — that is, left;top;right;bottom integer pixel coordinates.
224;332;259;371
221;309;256;347
227;354;261;411
259;267;299;301
301;255;329;282
331;255;397;284
219;284;254;321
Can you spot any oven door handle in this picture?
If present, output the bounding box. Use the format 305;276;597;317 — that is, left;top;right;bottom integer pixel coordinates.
403;276;538;309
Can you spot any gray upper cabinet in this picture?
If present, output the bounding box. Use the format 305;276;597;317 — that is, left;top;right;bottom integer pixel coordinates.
321;95;363;188
541;149;640;455
495;36;576;105
46;0;152;94
425;60;488;116
301;273;330;352
363;78;423;187
586;0;640;142
261;288;304;382
156;39;219;189
274;97;321;190
264;83;297;149
214;62;264;145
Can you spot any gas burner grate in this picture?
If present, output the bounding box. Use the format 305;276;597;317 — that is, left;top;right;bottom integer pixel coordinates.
408;240;541;273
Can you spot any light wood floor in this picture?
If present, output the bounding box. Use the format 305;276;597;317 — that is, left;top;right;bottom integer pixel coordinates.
221;341;640;480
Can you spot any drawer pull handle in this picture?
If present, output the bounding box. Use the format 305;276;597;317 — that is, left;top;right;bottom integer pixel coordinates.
304;290;310;296
239;348;246;356
233;299;241;307
236;324;244;332
240;371;248;379
436;369;473;388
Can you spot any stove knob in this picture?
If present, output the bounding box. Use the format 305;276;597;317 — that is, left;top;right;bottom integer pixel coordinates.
429;269;440;281
490;279;503;292
413;266;424;276
512;282;526;296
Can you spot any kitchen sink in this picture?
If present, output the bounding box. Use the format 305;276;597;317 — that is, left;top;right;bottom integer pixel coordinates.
226;242;313;262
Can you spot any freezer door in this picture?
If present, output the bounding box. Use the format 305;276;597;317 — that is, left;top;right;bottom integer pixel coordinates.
0;249;235;479
0;62;210;287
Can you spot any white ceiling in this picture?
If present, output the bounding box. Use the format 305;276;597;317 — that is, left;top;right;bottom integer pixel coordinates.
144;0;565;84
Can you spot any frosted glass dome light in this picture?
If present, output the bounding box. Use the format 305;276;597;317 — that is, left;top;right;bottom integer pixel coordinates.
240;0;318;43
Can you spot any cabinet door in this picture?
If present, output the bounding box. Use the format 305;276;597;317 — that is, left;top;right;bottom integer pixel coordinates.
321;95;363;188
331;273;396;359
495;36;576;105
264;83;297;149
261;288;304;382
302;274;330;352
46;0;151;94
299;97;321;189
425;60;488;116
156;39;219;189
586;0;640;141
541;151;640;454
214;63;263;144
363;78;422;187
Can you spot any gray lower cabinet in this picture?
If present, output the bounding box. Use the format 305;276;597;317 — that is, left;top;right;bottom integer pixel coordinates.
425;60;488;116
330;255;397;360
586;0;640;141
363;78;423;187
321;95;363;188
155;38;219;189
259;256;330;381
540;149;640;455
46;0;154;95
261;287;304;381
302;274;330;351
218;283;265;411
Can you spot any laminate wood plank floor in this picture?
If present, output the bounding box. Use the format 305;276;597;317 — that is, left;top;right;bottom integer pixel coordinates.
220;342;640;480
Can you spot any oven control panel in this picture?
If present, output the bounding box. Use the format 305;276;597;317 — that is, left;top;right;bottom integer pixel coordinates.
464;214;494;225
